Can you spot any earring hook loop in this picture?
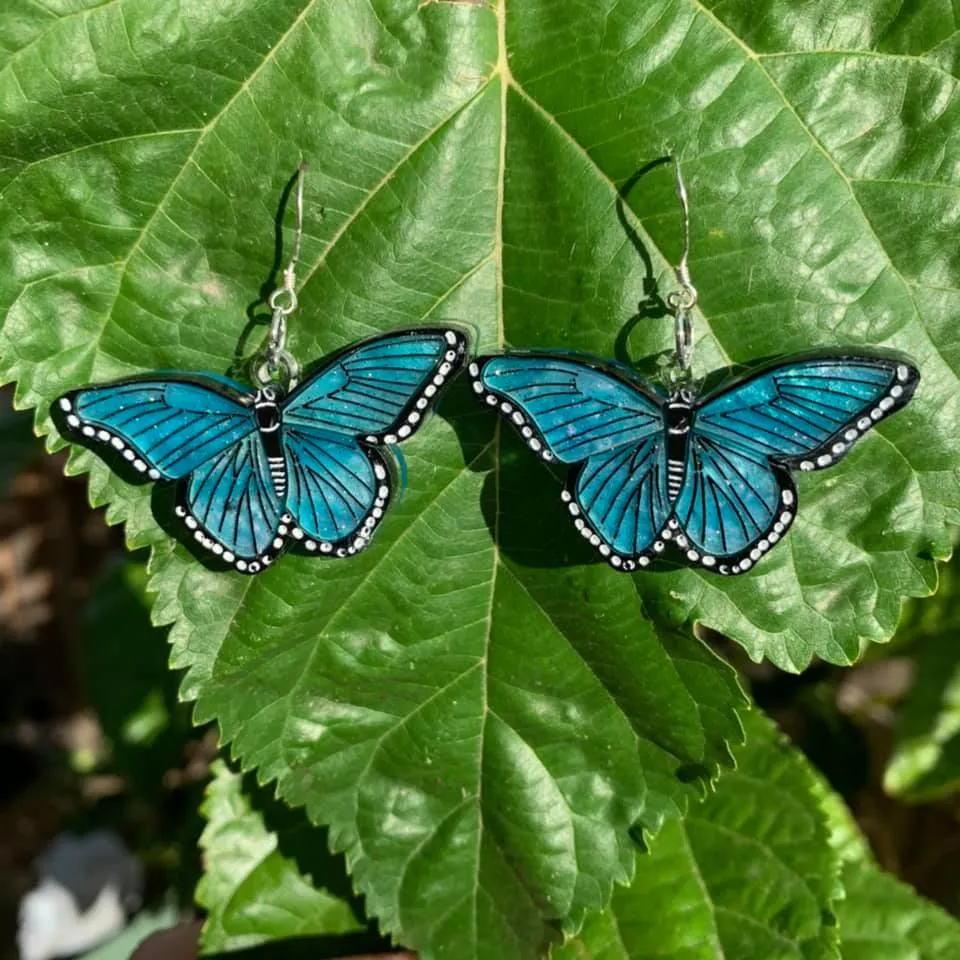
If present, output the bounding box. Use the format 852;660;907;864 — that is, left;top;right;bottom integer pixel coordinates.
255;162;308;390
663;156;698;378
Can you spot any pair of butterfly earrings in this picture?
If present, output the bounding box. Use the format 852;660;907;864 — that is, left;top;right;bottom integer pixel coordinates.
53;161;919;577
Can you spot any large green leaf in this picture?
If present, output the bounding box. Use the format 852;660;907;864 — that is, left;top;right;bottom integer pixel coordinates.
557;710;960;960
554;710;842;960
3;0;958;957
197;760;360;952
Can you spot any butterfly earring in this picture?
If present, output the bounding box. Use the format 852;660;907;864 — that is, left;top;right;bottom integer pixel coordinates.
53;165;468;575
469;158;919;576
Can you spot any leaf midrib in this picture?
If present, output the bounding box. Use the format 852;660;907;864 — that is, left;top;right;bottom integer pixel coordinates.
467;0;510;942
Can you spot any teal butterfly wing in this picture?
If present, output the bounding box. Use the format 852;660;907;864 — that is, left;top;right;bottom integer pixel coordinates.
55;377;257;480
283;327;467;441
470;354;671;569
54;376;288;571
675;354;920;575
281;426;392;558
176;430;285;572
571;435;671;566
279;327;467;556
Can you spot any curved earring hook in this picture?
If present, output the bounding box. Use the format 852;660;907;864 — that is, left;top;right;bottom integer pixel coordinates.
664;156;699;379
254;162;308;390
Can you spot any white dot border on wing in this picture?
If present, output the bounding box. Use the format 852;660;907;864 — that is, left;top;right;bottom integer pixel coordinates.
58;397;163;480
468;362;556;463
285;460;390;560
174;502;281;573
710;488;795;576
559;490;644;571
363;330;465;448
798;364;912;472
557;488;798;577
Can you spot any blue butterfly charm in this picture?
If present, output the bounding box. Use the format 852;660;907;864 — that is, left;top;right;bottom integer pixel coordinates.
469;352;919;575
54;328;467;574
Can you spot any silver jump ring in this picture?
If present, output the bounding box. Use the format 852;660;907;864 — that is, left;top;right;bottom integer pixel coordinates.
666;282;698;374
252;348;300;390
673;309;694;372
268;287;298;316
666;286;698;313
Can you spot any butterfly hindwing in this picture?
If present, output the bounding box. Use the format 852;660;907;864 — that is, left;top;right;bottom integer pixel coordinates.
675;354;919;574
175;429;285;573
54;377;257;480
282;425;392;558
566;434;671;567
282;327;467;443
673;434;797;574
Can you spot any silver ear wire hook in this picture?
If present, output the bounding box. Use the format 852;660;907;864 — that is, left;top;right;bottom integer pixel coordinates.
255;162;307;389
664;156;698;378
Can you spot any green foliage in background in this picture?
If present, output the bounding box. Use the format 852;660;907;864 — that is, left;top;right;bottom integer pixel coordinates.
80;559;189;789
556;712;843;960
2;0;960;958
885;553;960;800
197;761;360;952
193;711;960;960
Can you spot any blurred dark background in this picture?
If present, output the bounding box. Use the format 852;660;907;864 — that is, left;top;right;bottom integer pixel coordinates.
0;388;211;959
2;385;959;958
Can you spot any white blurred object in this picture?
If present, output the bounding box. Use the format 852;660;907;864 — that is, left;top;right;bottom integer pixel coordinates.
18;880;125;960
17;831;143;960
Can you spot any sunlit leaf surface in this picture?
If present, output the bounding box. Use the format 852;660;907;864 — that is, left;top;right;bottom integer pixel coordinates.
3;0;958;955
555;711;842;960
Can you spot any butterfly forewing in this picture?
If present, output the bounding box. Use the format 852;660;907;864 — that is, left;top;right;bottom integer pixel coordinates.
56;378;257;481
694;358;917;470
473;355;663;463
282;328;467;444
